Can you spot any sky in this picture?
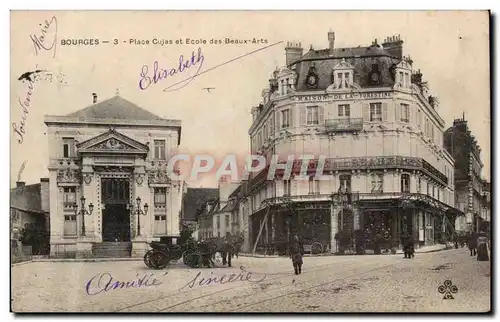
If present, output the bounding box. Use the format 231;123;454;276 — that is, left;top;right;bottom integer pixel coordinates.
10;11;490;188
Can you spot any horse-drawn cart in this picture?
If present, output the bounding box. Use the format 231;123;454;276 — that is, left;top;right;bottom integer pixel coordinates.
143;237;236;269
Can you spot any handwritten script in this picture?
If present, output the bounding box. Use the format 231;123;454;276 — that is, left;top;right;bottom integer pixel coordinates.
139;47;204;92
30;16;58;58
12;77;36;144
180;267;267;290
85;272;167;296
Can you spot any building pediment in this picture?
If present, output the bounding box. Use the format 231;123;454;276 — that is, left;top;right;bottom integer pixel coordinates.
333;58;354;70
77;128;149;155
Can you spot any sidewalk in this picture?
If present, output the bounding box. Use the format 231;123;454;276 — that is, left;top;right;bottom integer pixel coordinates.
239;243;448;258
12;244;449;264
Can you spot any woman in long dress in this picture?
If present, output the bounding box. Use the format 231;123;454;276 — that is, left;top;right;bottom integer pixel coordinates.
476;231;489;261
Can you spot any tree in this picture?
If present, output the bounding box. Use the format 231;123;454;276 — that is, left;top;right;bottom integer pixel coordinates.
19;222;49;255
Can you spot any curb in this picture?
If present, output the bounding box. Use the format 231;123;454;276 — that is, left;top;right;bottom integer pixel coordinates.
11;260;33;267
238;245;448;258
32;258;143;263
12;246;450;263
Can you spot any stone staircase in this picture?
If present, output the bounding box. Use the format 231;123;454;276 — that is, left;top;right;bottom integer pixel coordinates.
91;242;132;258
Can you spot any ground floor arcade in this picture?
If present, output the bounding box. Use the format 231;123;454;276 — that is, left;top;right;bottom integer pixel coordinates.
250;194;461;255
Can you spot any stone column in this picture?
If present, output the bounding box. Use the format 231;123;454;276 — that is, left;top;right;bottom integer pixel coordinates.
331;203;338;253
391;209;399;246
49;170;64;257
169;182;182;241
81;163;97;239
76;160;95;258
271;213;276;254
353;205;360;230
246;203;253;253
412;208;418;246
131;165;150;258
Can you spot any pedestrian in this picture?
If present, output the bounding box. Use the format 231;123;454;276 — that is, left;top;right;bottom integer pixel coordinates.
468;231;478;256
290;234;304;275
402;233;415;259
476;231;489;261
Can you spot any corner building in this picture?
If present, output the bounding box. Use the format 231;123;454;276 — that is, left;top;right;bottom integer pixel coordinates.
44;95;183;258
246;32;463;253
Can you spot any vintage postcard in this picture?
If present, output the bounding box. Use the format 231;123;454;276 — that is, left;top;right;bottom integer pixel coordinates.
9;10;491;313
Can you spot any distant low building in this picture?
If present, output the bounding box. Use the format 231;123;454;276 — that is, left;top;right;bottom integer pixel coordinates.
196;181;240;239
181;187;218;239
197;198;220;239
10;179;50;257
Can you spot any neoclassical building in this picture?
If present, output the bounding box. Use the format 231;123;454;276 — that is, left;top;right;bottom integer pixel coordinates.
44;95;183;258
245;32;463;253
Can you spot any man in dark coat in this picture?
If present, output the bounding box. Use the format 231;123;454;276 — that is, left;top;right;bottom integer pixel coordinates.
402;233;415;259
290;234;304;275
468;231;478;256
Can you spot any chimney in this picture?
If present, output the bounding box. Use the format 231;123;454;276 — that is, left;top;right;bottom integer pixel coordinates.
328;30;335;55
16;181;25;188
284;41;303;66
382;34;404;59
92;93;98;104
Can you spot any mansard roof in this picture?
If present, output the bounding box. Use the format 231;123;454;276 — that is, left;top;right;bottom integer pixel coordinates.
287;38;404;92
66;96;165;121
301;45;392;61
44;95;182;145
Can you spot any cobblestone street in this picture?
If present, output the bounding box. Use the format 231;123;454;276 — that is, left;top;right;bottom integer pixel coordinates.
11;248;490;313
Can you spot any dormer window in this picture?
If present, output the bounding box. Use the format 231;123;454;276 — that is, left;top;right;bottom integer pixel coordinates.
277;68;296;96
395;59;412;89
332;59;354;90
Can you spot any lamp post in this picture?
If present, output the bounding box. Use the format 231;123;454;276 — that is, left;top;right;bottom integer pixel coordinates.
73;196;94;237
129;197;148;237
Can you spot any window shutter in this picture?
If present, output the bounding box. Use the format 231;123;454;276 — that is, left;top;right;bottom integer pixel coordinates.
300;106;306;125
275;111;280;132
409;105;414;124
395;103;401;122
318;106;325;125
382;103;388;122
289;108;294;128
363;103;370;122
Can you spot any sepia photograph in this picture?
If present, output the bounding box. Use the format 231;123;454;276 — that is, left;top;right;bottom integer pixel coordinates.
9;10;491;313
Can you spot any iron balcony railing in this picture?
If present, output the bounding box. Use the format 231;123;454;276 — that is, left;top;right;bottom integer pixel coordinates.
325;118;364;132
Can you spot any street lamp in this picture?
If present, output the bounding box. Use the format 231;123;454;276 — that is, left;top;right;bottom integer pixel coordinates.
73;196;94;237
128;197;148;236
